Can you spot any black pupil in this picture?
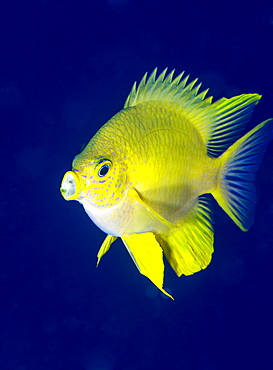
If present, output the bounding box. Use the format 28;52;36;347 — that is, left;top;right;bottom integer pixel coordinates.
99;164;109;177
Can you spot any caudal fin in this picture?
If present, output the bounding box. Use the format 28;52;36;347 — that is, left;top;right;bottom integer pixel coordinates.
212;119;273;231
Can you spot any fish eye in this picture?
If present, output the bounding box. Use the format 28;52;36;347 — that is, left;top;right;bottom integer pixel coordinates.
98;164;110;177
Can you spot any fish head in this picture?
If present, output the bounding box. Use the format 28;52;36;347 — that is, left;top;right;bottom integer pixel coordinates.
60;154;128;209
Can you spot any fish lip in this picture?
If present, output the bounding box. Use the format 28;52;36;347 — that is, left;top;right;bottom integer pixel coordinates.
60;170;83;201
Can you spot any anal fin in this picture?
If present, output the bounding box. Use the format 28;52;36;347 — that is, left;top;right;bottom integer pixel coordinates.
157;195;214;276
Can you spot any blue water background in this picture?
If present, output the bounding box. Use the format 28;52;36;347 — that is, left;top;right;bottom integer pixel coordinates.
1;1;273;369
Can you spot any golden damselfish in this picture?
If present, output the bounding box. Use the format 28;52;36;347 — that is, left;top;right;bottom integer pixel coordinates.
60;68;273;299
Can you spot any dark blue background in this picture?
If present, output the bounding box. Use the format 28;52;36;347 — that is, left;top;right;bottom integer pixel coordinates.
1;1;273;369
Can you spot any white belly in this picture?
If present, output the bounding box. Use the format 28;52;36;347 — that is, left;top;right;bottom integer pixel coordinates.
79;191;169;236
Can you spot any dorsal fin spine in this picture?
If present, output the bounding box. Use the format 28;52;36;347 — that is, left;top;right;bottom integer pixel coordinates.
123;68;261;157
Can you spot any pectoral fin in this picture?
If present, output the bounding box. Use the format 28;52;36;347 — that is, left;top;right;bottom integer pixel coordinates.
121;232;174;300
97;234;117;266
128;188;177;230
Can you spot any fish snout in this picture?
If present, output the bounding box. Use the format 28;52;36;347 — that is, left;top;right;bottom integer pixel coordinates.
60;171;84;201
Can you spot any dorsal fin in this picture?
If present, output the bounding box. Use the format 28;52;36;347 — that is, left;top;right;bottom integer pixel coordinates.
124;68;211;110
124;68;261;157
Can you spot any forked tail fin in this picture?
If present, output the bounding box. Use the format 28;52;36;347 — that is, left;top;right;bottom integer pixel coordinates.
212;119;273;231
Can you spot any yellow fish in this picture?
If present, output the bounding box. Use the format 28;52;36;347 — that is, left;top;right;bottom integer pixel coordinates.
60;68;273;299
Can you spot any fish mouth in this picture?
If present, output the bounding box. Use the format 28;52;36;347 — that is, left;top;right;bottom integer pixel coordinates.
60;171;83;201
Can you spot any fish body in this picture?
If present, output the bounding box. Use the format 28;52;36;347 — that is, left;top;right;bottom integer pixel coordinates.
76;101;217;236
61;69;273;299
